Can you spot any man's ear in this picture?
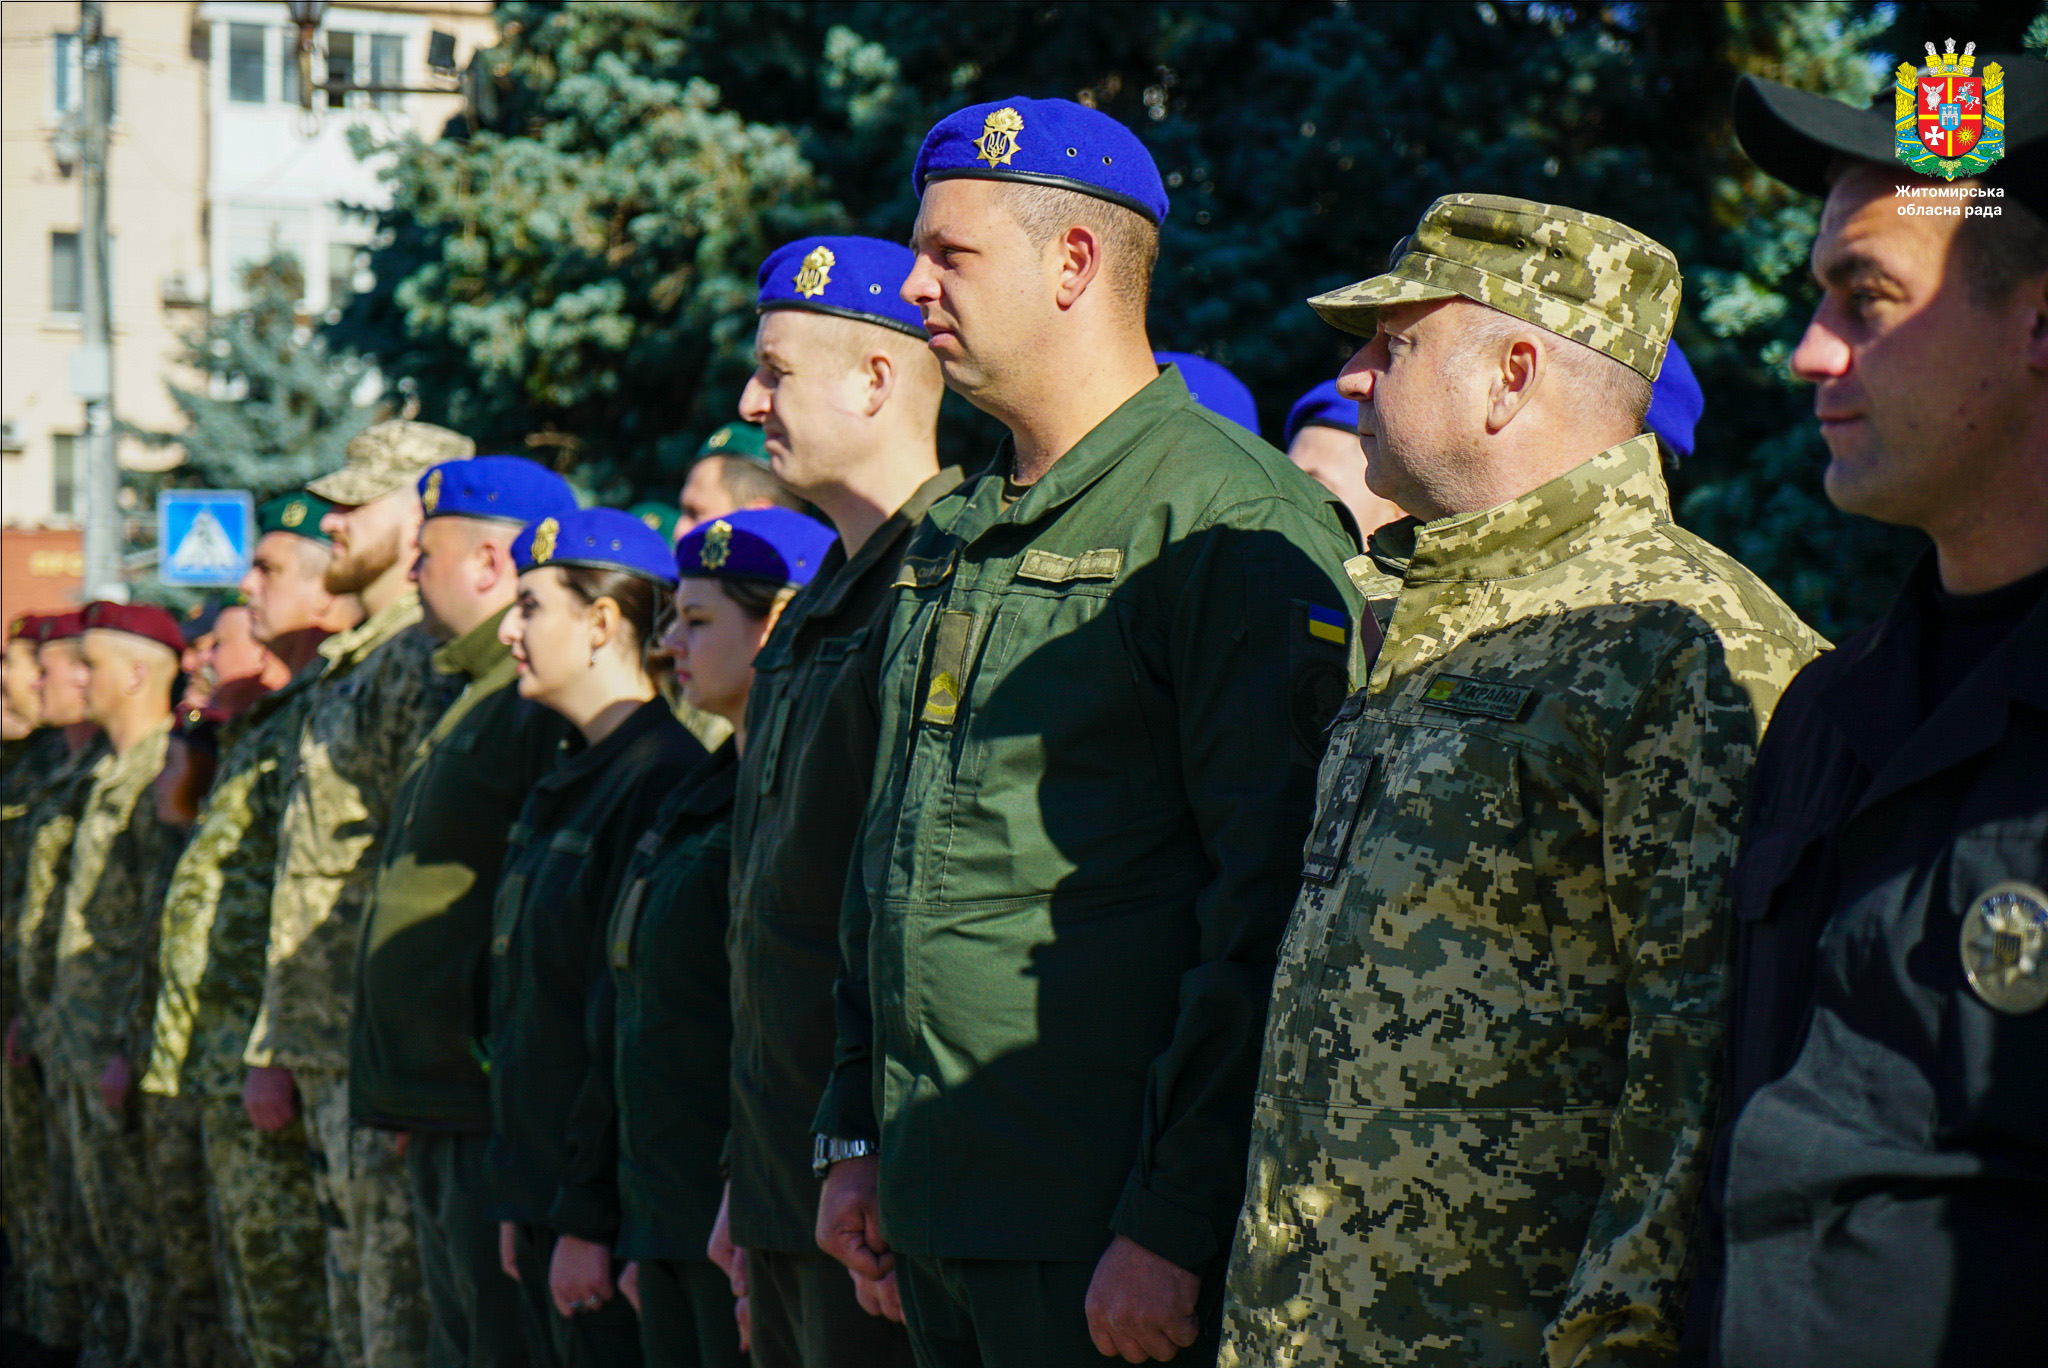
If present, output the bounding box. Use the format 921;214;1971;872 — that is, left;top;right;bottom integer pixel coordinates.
1052;223;1105;310
476;535;510;596
1486;335;1543;433
863;348;897;417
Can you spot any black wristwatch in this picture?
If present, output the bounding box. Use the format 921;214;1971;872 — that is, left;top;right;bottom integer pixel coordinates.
812;1135;875;1178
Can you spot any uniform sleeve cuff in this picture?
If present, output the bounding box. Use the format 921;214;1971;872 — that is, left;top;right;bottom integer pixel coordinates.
546;1184;620;1245
810;1061;880;1143
1110;1178;1219;1273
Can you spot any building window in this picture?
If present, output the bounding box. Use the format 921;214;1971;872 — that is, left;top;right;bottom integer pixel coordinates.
51;232;81;315
281;26;302;106
324;30;354;109
327;241;363;310
227;23;266;103
51;33;119;117
52;434;77;516
369;33;403;111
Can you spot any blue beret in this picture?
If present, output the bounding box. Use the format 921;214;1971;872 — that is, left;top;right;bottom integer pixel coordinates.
1646;339;1702;459
914;96;1168;225
1283;379;1361;448
674;508;835;589
757;236;924;339
420;456;578;526
512;508;677;587
1155;352;1258;433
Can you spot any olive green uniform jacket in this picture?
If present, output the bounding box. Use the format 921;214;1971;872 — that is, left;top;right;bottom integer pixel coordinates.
17;731;108;1058
486;699;704;1235
727;464;963;1252
52;716;176;1086
351;609;573;1133
562;740;738;1262
1219;435;1826;1368
142;672;319;1099
816;368;1368;1270
248;592;454;1074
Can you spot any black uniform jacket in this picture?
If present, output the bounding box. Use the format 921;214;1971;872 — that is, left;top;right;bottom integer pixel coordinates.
486;698;705;1237
1692;555;2048;1368
559;740;737;1263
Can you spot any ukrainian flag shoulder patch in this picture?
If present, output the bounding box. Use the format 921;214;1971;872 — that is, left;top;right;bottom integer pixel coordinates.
1306;603;1348;645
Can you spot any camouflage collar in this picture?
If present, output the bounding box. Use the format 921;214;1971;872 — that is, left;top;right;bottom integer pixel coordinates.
1368;433;1668;584
99;713;172;784
318;589;424;674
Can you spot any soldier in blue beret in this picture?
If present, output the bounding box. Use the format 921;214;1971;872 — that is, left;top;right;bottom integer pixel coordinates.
726;233;959;1368
1645;338;1702;464
1281;378;1406;544
489;506;704;1365
353;453;580;1368
812;97;1366;1366
1153;351;1259;432
678;422;805;540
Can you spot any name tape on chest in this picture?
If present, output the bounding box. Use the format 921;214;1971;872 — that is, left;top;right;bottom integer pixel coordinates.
1421;673;1537;722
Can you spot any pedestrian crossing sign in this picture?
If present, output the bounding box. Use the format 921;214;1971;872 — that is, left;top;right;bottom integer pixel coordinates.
158;489;254;587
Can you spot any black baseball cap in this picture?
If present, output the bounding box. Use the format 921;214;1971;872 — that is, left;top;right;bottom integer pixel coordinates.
1733;52;2048;218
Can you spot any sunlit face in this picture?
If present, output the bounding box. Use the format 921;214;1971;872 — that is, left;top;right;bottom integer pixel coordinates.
739;311;873;495
34;639;89;728
1790;163;2035;530
320;489;420;595
3;638;42;732
677;459;746;539
79;630;134;726
411;517;492;641
1287;422;1410;538
500;567;594;711
240;532;332;644
1335;298;1487;522
207;606;269;690
657;578;776;727
902;177;1058;405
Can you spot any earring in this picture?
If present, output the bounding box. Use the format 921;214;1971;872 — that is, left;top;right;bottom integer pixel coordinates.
589;646;598;667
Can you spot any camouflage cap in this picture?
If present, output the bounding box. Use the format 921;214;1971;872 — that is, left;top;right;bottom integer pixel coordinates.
306;420;476;506
1308;193;1682;381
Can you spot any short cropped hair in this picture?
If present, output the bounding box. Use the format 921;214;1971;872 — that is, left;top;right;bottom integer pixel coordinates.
1959;198;2048;306
709;455;804;513
1450;304;1653;436
997;182;1159;317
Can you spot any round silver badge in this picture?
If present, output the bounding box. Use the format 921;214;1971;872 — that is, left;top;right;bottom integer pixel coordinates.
1959;881;2048;1015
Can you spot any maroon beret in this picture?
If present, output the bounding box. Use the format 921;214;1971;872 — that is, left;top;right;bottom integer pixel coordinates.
25;611;86;644
8;612;49;643
81;600;185;656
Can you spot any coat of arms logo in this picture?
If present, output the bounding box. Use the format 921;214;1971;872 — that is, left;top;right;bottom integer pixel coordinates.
532;518;558;564
976;107;1024;169
794;246;835;299
703;519;733;570
1896;39;2004;180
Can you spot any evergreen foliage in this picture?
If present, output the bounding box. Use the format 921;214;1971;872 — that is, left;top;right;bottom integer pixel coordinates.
134;251;378;500
329;0;2045;639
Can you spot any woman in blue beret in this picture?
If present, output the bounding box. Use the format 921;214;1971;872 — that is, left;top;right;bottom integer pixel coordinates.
588;507;832;1368
485;509;706;1368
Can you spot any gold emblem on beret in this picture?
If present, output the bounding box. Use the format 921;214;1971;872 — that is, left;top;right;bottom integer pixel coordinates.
532;517;559;564
282;499;306;528
422;469;442;513
976;107;1023;169
1961;882;2048;1015
707;428;730;449
794;246;835;299
702;519;733;570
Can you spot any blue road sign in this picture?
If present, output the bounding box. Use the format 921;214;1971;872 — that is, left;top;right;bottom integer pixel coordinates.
158;490;254;587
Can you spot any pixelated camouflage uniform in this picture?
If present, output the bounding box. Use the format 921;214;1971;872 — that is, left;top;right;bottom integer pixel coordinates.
1220;435;1825;1367
143;670;333;1368
3;727;87;1348
247;591;452;1368
51;716;197;1368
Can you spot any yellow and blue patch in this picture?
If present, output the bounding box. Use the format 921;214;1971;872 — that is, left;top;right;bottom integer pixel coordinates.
1306;603;1348;646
